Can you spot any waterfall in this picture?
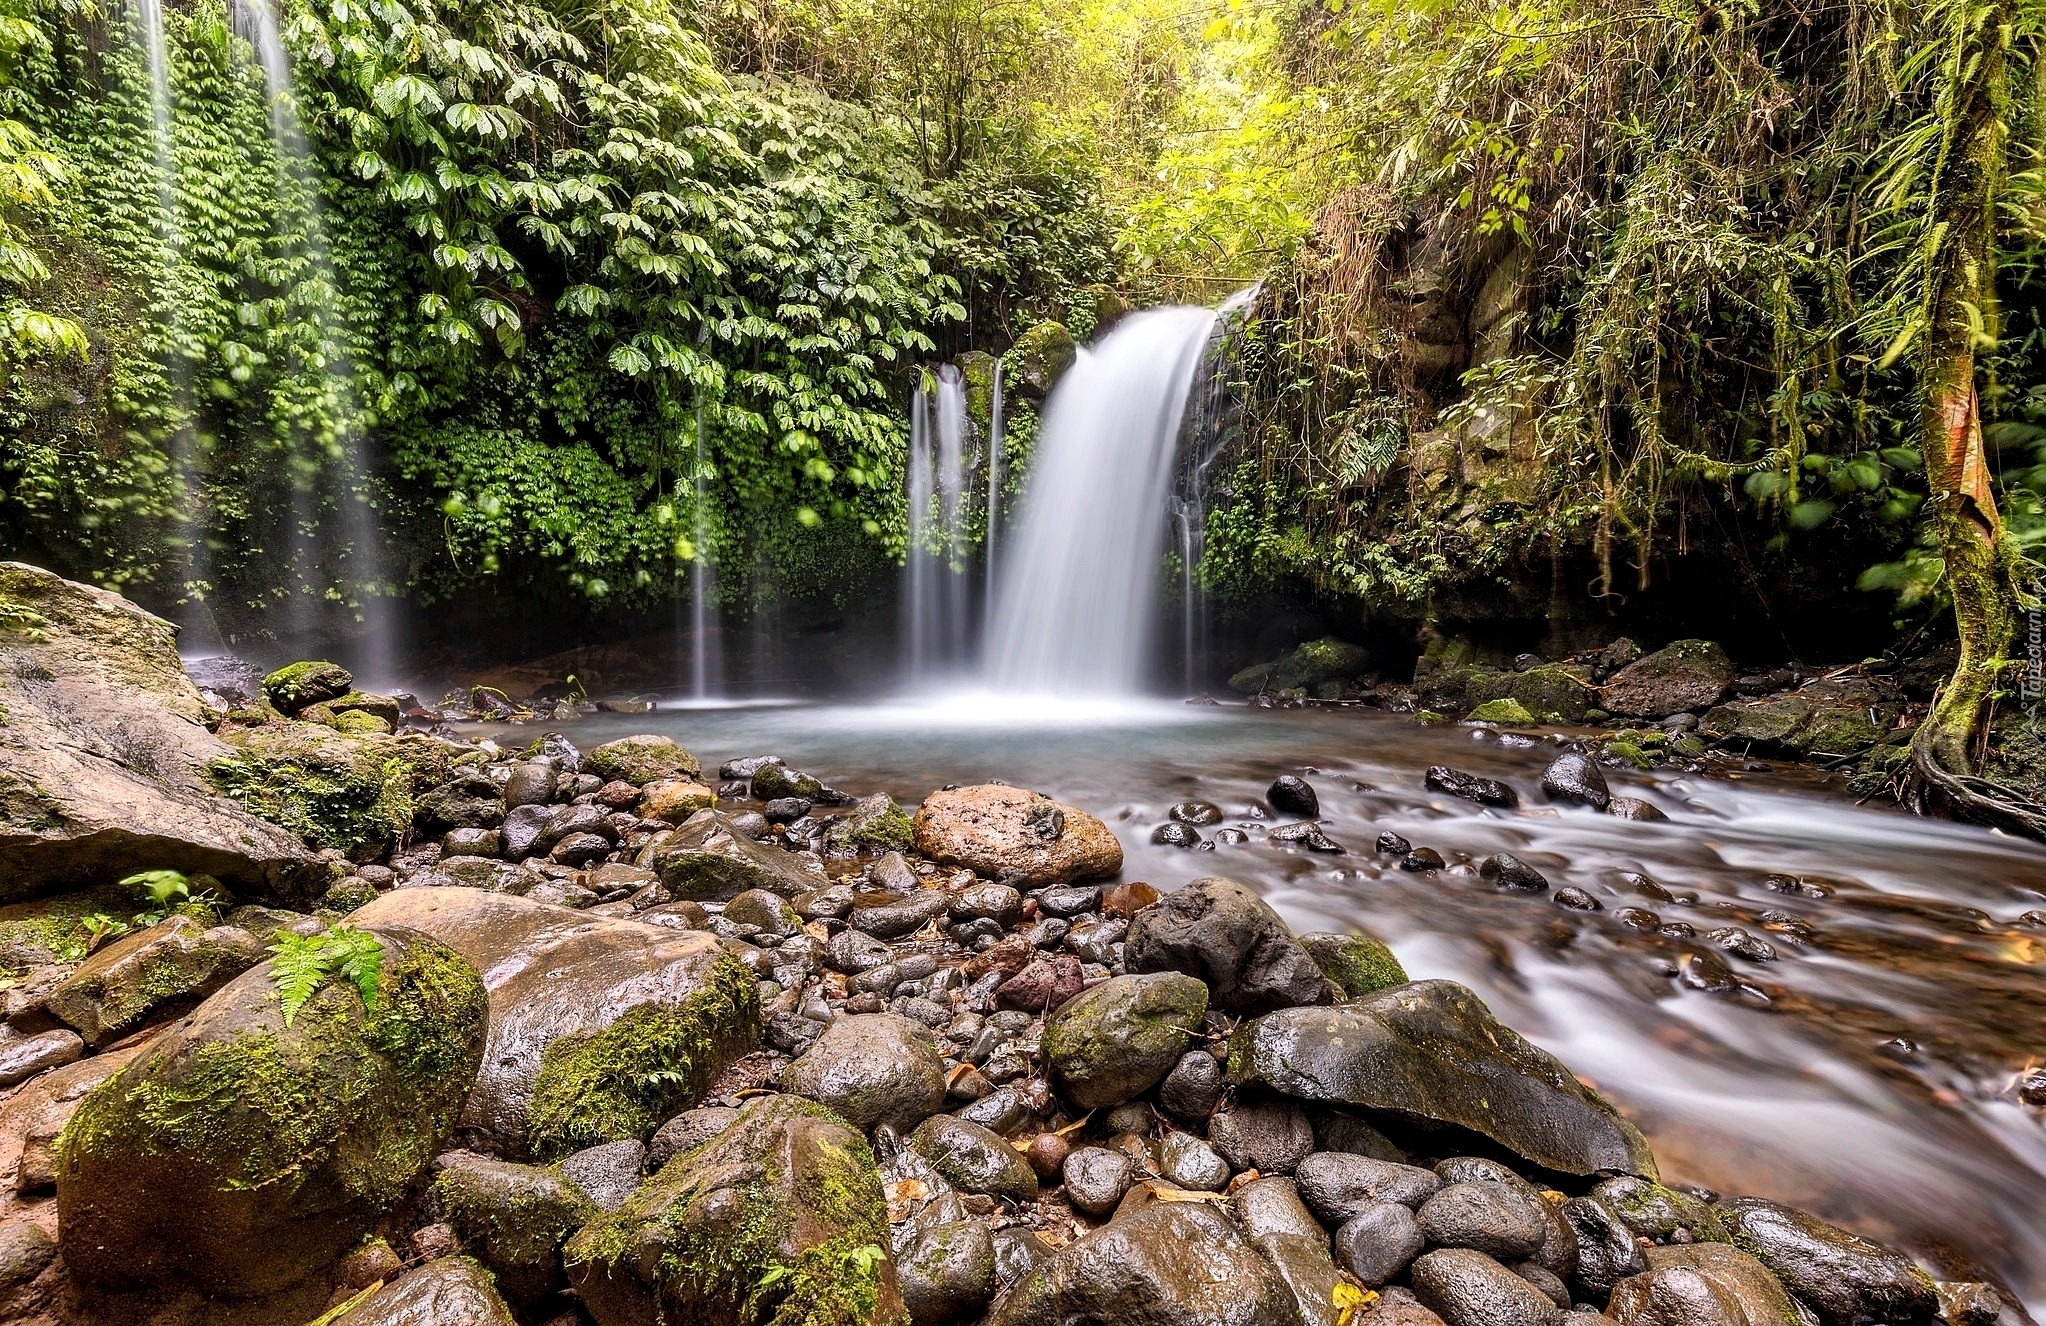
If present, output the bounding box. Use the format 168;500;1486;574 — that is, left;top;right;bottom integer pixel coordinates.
1172;285;1257;692
689;404;723;699
983;360;1004;634
235;0;396;682
984;305;1219;696
903;365;972;682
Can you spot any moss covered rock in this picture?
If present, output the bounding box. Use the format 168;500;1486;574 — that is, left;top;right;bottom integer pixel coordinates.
830;793;914;851
210;722;455;870
262;660;354;714
432;1151;597;1307
13;914;266;1048
333;1256;521;1326
648;809;827;900
1297;930;1407;999
585;735;701;786
1793;707;1885;756
1468;698;1536;724
300;690;403;730
1042;972;1207;1110
1602;639;1735;718
353;887;760;1160
1701;698;1815;747
565;1093;909;1326
56;925;487;1297
0;561;325;903
1008;320;1077;398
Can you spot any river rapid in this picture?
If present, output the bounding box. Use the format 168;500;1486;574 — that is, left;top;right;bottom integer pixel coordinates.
485;694;2046;1313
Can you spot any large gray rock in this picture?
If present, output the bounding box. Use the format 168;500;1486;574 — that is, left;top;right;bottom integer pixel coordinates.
12;915;265;1048
784;1013;947;1133
1607;1242;1811;1326
1718;1197;1939;1326
913;785;1123;888
1125;877;1330;1015
1226;980;1658;1177
986;1202;1305;1326
56;926;487;1297
0;561;325;902
1602;640;1735;718
335;1255;521;1326
1410;1248;1563;1326
646;808;825;900
910;1114;1039;1201
1042;971;1207;1110
353;887;759;1161
565;1093;908;1326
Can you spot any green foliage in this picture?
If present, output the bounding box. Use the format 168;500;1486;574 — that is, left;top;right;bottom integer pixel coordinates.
119;868;225;925
268;922;383;1026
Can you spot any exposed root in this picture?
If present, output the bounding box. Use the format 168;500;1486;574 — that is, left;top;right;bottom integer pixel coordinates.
1906;721;2046;842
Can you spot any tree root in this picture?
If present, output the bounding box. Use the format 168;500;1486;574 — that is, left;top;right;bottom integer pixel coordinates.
1906;723;2046;843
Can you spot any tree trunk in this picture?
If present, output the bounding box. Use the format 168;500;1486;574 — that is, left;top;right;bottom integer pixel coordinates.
1906;0;2046;838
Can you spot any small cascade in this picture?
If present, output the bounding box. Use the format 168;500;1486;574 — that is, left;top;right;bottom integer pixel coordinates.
234;0;396;682
1172;285;1257;692
688;404;723;699
985;305;1220;695
902;365;974;682
982;360;1004;635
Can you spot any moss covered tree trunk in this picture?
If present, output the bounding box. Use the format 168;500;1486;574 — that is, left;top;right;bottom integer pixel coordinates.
1907;0;2046;837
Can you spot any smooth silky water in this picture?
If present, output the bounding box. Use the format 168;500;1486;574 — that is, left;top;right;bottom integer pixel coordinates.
492;696;2046;1309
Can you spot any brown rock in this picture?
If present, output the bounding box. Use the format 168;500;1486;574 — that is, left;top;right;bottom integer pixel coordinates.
14;916;265;1048
997;956;1085;1012
913;785;1122;888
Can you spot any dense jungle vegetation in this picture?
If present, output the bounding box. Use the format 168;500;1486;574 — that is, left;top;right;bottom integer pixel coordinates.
2;0;2045;816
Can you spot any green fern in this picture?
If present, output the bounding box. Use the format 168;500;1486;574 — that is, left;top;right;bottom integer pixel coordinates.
267;925;385;1027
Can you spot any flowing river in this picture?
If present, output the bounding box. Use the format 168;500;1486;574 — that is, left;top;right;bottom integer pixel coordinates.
481;693;2046;1313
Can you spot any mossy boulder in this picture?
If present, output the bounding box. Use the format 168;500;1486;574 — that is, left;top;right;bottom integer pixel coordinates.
647;808;827;900
1701;698;1815;747
1227;979;1658;1178
1008;320;1077;398
353;888;760;1160
1042;972;1207;1110
1230;637;1369;695
1602;640;1735;718
1792;707;1885;756
584;735;701;786
0;561;324;903
12;914;266;1048
1607;1243;1810;1326
262;660;355;714
565;1093;909;1326
1468;698;1536;724
830;792;914;851
1297;931;1407;999
431;1151;597;1307
0;887;132;968
56;925;488;1297
210;722;455;870
301;690;403;729
751;760;828;800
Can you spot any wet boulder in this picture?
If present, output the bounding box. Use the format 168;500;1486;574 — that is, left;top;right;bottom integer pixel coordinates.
1539;752;1610;810
12;915;265;1049
430;1151;596;1307
1125;877;1331;1014
1062;1146;1135;1216
831;792;917;850
1603;641;1735;719
647;808;825;900
1718;1196;1939;1326
896;1217;997;1326
0;1045;144;1194
56;926;487;1297
1594;1176;1729;1244
751;760;831;801
1230;1176;1345;1326
986;1201;1304;1326
1417;1181;1550;1260
1562;1194;1648;1297
912;785;1123;888
910;1115;1040;1201
262;659;355;713
0;1029;79;1088
1607;1242;1812;1326
1269;775;1321;817
1042;971;1207;1109
566;1093;908;1326
353;887;759;1161
1294;1153;1442;1223
1411;1248;1563;1326
784;1013;948;1133
584;734;701;785
0;561;325;902
641;777;716;822
1425;766;1521;808
1227;980;1658;1177
1299;930;1408;998
335;1256;521;1326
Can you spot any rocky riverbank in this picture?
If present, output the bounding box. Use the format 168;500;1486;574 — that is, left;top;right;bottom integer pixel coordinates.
0;562;2028;1326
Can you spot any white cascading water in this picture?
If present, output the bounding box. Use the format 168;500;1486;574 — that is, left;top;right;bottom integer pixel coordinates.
903;366;973;681
984;305;1219;695
688;402;723;699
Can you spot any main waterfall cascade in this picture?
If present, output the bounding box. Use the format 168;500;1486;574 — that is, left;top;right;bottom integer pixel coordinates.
984;305;1223;696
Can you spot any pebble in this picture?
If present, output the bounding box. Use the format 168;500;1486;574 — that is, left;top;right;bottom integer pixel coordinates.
1425;766;1521;808
1171;801;1225;825
1159;1130;1231;1191
1151;822;1203;848
1337;1202;1427;1286
1295;1153;1443;1223
1062;1146;1135;1216
1478;853;1549;892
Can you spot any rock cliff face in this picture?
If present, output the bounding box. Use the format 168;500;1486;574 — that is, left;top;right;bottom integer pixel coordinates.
0;562;323;902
